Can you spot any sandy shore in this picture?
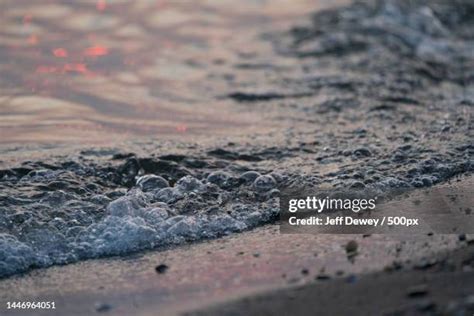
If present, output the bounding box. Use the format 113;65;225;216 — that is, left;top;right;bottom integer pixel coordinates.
1;176;472;316
191;245;474;316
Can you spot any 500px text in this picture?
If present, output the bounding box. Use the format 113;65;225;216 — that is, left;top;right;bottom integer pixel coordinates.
288;216;419;227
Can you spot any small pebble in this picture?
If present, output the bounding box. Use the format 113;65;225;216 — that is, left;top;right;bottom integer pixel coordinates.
406;284;429;298
345;240;358;254
95;302;112;313
155;264;169;274
315;274;331;281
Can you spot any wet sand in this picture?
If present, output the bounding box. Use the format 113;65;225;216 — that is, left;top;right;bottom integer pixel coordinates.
191;245;474;316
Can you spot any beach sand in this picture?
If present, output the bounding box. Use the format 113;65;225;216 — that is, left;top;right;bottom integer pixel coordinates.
1;176;472;315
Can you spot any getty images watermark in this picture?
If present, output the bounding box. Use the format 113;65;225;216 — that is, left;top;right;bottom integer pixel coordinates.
289;196;377;213
279;185;474;234
285;196;391;228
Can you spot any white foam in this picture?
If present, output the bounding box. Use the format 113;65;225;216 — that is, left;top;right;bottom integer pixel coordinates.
0;177;279;278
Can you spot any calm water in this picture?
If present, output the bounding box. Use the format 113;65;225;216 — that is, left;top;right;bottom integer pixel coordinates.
0;0;339;144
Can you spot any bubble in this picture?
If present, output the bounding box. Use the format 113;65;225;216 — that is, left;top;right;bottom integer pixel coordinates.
252;175;277;193
175;175;204;192
136;175;169;192
239;171;261;184
207;171;231;188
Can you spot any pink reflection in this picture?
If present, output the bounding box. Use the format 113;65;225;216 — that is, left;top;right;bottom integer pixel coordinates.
53;48;68;58
96;0;106;11
83;46;109;57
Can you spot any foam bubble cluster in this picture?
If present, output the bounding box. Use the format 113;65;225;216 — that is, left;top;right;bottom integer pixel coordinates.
0;171;279;278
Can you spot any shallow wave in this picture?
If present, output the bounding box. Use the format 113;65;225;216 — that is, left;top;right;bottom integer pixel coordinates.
0;173;280;278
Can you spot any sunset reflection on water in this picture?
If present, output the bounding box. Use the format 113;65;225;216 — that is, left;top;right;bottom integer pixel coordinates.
0;0;334;144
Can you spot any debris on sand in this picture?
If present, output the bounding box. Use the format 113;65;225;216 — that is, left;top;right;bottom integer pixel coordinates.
345;240;359;262
406;284;429;298
95;302;112;313
155;264;169;274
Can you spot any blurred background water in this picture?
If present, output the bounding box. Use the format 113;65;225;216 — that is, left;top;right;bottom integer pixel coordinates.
0;0;342;144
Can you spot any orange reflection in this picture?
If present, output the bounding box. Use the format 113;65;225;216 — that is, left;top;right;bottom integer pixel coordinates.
96;0;106;11
84;45;109;56
53;48;68;58
64;63;89;74
27;35;38;45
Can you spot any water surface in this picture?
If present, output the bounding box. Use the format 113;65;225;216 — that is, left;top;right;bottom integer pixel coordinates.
0;0;337;144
